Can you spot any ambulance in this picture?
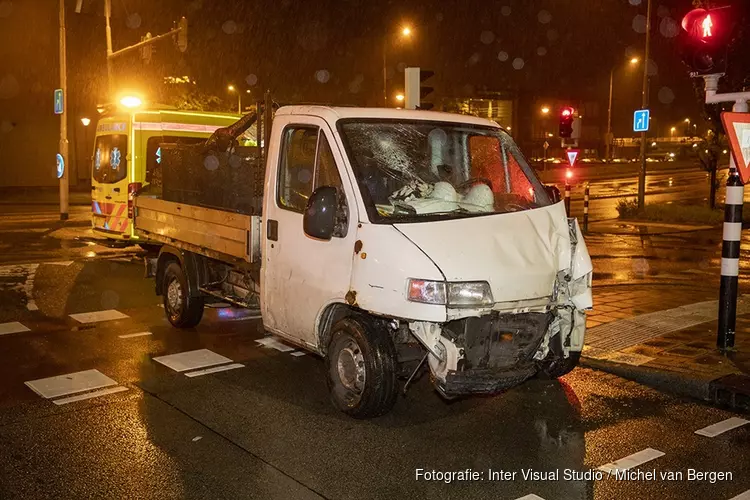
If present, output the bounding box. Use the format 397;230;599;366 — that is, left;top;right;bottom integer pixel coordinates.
91;102;246;243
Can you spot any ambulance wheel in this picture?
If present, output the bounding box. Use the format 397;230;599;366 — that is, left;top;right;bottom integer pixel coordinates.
326;317;398;418
163;262;204;328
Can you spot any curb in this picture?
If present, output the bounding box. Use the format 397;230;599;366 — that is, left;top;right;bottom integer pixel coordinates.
581;356;750;414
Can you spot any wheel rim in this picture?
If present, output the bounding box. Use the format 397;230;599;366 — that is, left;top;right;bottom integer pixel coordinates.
166;277;183;315
336;338;365;394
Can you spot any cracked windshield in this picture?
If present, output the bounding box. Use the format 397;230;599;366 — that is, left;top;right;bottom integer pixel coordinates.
340;121;551;220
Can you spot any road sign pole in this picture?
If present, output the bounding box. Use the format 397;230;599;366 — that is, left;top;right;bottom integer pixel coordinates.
583;183;590;233
637;0;653;210
58;0;69;220
716;99;750;351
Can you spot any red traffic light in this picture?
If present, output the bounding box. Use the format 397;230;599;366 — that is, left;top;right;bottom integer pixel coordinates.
561;107;574;118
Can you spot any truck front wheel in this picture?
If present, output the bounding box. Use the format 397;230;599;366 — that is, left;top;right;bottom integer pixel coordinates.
163;262;204;328
326;317;398;418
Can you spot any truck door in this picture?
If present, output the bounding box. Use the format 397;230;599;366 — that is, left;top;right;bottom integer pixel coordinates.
262;116;357;348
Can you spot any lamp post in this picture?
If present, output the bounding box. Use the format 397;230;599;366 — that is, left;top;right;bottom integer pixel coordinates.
383;25;412;107
605;57;640;162
670;126;676;139
227;85;241;114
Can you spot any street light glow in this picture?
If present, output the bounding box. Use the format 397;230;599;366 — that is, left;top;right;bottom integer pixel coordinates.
684;118;691;123
228;85;235;92
395;94;405;102
541;106;550;114
401;26;412;36
630;57;640;64
80;117;91;127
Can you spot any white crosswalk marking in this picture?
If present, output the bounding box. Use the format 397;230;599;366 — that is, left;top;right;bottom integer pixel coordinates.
598;448;665;473
53;386;129;405
69;309;129;323
118;331;152;339
515;495;545;500
695;417;750;438
184;363;244;377
153;349;233;372
0;321;30;335
25;369;118;399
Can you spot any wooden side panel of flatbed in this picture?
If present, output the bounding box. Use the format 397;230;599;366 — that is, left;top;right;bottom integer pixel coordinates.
134;196;260;263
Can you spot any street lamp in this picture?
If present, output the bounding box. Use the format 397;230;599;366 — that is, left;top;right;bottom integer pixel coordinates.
383;25;413;106
541;106;550;114
670;126;676;138
81;117;91;127
227;84;242;114
605;56;640;161
395;93;405;102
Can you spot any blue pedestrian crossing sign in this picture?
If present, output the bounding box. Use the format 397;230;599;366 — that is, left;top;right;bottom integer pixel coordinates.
633;109;650;132
54;89;64;115
56;153;65;179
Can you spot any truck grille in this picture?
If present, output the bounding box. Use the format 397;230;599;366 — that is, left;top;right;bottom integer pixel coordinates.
443;312;551;371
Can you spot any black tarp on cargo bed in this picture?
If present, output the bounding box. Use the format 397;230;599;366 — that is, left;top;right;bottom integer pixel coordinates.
156;143;263;215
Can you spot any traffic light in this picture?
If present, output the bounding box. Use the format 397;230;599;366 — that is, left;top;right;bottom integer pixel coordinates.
679;7;733;75
176;17;188;53
404;68;435;110
559;107;574;138
141;32;153;63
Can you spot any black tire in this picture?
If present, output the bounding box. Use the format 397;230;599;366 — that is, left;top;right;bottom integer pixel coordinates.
538;333;581;379
162;262;204;328
326;317;398;418
540;351;581;379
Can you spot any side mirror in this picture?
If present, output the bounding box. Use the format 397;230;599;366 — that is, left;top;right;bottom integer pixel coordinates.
303;186;337;240
545;185;562;204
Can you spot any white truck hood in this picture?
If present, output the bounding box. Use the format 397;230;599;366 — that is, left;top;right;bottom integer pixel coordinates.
393;203;572;304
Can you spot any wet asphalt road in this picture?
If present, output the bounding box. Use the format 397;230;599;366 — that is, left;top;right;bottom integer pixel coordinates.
1;187;750;499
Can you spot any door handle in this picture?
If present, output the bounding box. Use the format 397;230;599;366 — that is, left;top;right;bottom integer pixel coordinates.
267;219;278;241
105;196;112;200
113;188;120;193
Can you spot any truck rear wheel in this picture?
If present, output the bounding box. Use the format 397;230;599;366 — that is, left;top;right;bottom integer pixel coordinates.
163;262;204;328
326;317;398;418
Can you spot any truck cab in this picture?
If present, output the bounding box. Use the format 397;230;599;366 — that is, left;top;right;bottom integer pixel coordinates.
138;105;593;418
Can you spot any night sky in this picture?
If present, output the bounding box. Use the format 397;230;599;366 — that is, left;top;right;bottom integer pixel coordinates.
0;0;728;137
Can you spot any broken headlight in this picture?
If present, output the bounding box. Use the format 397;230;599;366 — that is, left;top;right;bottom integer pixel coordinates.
407;279;493;307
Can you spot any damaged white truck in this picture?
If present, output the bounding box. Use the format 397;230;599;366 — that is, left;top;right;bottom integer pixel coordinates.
135;100;593;418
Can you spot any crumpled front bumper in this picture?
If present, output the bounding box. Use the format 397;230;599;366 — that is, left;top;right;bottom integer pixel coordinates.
435;365;539;397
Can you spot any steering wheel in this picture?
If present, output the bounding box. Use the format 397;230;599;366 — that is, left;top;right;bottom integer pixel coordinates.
457;177;493;192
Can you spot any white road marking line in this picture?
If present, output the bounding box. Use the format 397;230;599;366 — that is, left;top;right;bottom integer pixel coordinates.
0;321;31;335
515;495;545;500
25;369;118;399
597;448;665;473
47;261;74;266
729;489;750;500
695;417;750;438
184;363;244;377
290;351;306;357
53;386;128;405
153;349;233;372
256;337;295;352
69;309;129;323
118;331;153;339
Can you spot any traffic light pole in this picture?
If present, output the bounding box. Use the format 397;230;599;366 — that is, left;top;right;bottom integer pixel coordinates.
701;74;750;351
637;0;652;210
